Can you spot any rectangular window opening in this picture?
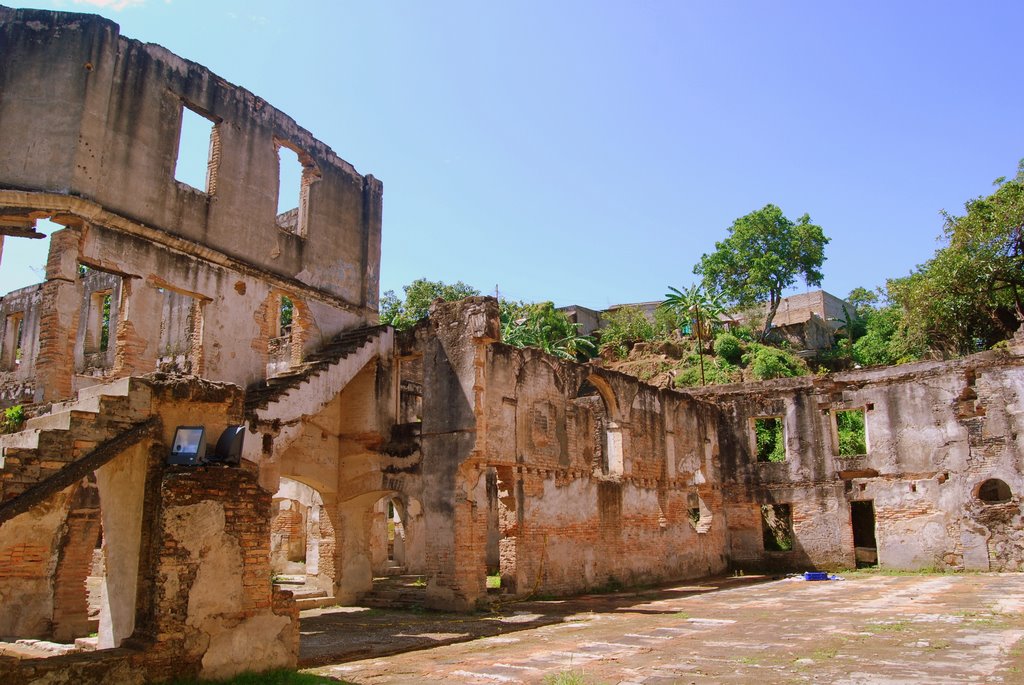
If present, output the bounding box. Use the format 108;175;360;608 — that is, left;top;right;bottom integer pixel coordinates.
174;104;220;193
279;295;294;338
2;312;24;370
157;289;204;374
761;503;793;552
85;291;112;355
753;416;785;462
836;408;867;456
274;139;316;237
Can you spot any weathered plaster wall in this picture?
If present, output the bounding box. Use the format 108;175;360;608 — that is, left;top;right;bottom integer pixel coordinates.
412;298;728;608
698;347;1024;572
0;7;381;309
0;284;42;407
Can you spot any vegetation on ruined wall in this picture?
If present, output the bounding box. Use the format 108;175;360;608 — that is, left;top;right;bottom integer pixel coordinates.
1;404;25;433
380;278;481;330
500;299;596;361
382;278;596;360
694;204;830;340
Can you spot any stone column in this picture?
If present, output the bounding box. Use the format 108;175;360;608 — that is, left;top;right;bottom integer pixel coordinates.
34;227;81;403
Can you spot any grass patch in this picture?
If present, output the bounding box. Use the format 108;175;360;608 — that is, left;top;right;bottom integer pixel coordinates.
811;647;838;660
169;669;347;685
841;566;968;577
486;574;501;590
672;611;690;619
865;620;911;634
542;671;591;685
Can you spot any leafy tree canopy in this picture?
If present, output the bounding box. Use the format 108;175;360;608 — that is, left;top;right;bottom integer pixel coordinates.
694;204;829;339
380;278;480;330
885;163;1024;357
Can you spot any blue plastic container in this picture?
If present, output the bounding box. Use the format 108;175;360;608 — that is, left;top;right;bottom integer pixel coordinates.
803;571;829;581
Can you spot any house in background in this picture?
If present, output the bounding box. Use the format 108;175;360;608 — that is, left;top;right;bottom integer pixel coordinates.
561;289;853;351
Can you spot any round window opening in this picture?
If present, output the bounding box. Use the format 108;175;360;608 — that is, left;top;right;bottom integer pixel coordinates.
977;478;1013;504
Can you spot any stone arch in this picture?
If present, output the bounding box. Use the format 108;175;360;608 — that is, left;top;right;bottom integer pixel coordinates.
975;478;1013;504
575;375;624;476
335;489;426;604
51;476;104;643
270;476;337;595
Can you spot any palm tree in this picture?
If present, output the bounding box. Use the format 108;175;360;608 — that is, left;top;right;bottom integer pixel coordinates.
661;285;726;386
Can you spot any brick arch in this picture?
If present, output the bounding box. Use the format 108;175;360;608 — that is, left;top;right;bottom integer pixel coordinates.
51;476;103;642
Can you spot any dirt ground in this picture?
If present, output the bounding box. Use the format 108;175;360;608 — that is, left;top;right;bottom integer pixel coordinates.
302;572;1024;684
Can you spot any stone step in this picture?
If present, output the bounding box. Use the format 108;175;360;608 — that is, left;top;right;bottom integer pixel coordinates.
245;325;386;413
295;594;338;611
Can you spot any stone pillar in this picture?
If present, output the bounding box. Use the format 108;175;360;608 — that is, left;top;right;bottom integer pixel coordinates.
94;442;148;649
333;498;374;603
113;279;162;376
35;227;81;403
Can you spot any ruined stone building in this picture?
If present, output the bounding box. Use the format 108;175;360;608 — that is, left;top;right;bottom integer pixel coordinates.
0;6;1022;684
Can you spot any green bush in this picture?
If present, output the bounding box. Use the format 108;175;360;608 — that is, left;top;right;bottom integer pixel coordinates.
598;305;654;357
742;344;808;381
1;405;25;434
713;333;743;364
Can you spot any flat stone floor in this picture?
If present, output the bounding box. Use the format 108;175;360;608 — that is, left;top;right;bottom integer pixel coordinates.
303;572;1024;684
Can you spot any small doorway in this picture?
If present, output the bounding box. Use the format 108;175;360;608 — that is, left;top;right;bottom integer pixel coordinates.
850;500;877;567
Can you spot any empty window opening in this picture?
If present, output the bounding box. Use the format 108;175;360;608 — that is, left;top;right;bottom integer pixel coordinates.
84;291;112;354
4;217;57;291
174;103;220;193
275;140;318;237
2;312;24;370
279;295;293;337
266;293;299;376
761;503;793;551
486;466;518;595
977;478;1012;504
688;492;713;533
157;289;203;374
753;417;785;462
850;500;877;567
836;408;867;456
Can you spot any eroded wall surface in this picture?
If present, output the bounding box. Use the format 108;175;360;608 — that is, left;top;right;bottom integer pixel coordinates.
0;5;382;401
696;341;1024;572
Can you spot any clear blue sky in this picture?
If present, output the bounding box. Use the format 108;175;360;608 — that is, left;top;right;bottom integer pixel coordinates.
5;0;1024;310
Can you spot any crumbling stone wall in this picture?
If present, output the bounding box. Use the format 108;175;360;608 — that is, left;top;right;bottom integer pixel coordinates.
412;298;728;609
0;5;383;402
697;346;1024;572
0;283;41;407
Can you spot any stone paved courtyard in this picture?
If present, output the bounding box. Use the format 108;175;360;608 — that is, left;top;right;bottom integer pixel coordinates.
303;573;1024;684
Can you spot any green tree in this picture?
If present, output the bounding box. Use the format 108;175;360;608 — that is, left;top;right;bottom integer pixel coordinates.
889;162;1024;357
661;284;726;386
942;161;1024;326
380;278;480;330
695;204;829;340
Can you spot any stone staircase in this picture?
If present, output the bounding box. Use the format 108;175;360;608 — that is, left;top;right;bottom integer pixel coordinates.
0;378;153;507
245;325;389;415
273;576;337;611
358;575;427;610
242;325;392;464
